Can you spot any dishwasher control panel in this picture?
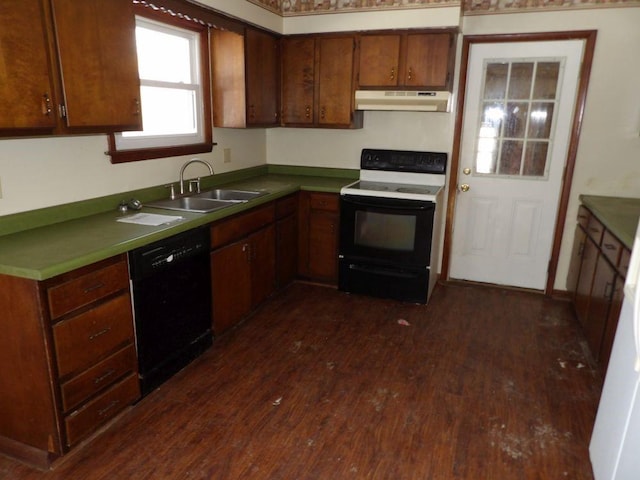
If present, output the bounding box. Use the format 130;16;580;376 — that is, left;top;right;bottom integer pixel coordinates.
129;227;209;280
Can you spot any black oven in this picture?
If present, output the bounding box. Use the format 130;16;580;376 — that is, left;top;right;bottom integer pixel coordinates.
339;194;436;304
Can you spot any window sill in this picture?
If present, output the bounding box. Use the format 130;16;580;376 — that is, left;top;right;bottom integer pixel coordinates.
107;142;217;164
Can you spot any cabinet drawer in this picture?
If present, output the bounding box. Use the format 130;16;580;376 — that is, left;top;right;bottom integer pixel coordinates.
601;230;623;267
577;205;590;229
586;215;604;244
619;247;631;278
60;344;137;413
275;194;298;219
309;192;339;212
64;373;140;448
53;293;135;378
48;260;129;320
211;203;275;248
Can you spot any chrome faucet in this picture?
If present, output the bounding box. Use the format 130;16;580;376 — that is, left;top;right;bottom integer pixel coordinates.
179;158;214;195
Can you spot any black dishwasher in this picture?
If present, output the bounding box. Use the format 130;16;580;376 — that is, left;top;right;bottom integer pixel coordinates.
129;227;212;397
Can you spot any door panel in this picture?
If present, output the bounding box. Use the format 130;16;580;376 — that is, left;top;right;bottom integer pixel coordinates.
450;40;584;290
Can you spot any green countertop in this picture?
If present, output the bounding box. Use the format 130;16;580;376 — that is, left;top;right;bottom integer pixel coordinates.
580;195;640;249
0;172;355;281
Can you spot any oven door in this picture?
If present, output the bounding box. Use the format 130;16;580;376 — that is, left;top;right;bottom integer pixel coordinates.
339;194;435;267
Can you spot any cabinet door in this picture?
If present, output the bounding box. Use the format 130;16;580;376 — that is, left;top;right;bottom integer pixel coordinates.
276;214;298;289
403;33;452;89
308;210;339;282
211;240;252;335
358;34;401;87
51;0;141;130
317;36;355;126
585;254;616;360
281;36;315;125
210;29;246;128
567;225;587;300
575;237;598;328
600;273;624;372
0;0;57;131
250;225;276;307
245;28;279;126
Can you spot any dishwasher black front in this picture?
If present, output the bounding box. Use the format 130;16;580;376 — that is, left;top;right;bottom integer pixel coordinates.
129;227;212;397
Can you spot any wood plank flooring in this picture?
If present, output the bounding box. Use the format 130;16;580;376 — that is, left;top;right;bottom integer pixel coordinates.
0;283;601;479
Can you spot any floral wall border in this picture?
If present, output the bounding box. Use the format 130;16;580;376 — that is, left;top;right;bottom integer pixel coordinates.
246;0;640;16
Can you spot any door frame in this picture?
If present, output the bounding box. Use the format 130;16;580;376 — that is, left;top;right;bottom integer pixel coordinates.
441;30;597;295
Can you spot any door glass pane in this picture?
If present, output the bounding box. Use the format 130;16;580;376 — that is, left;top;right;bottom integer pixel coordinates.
499;140;523;175
484;63;508;99
507;63;534;99
533;62;560;100
523;142;549;176
504;102;529;138
474;59;562;179
528;102;554;139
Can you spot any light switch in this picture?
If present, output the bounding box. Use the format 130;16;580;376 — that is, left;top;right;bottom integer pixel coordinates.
224;148;231;163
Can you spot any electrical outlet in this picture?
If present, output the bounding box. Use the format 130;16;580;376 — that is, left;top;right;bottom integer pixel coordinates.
223;148;231;163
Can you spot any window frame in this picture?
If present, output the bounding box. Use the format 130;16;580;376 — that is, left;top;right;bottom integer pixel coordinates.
108;6;213;164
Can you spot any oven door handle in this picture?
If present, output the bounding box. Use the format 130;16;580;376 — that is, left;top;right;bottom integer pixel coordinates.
342;195;433;211
347;263;425;279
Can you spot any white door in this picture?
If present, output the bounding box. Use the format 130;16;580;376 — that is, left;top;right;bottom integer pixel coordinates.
449;40;584;290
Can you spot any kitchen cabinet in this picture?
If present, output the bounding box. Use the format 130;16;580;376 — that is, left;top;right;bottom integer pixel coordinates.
358;30;456;90
281;34;363;129
245;28;280;127
298;192;340;284
569;204;631;370
0;0;57;132
0;255;139;468
276;194;299;288
0;0;141;136
211;27;280;128
210;204;276;335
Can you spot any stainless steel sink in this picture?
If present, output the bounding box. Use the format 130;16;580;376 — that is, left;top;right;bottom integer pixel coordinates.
146;188;267;213
146;196;236;213
194;188;266;202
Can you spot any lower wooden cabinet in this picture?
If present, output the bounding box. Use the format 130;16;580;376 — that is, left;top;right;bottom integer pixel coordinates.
568;205;630;371
298;191;340;284
210;204;276;335
276;194;298;288
0;254;139;467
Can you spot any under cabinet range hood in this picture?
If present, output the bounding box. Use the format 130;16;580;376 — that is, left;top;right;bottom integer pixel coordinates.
355;90;452;113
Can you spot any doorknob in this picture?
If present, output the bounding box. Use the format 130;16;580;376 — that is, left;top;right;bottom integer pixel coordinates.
462;167;471;175
459;184;470;192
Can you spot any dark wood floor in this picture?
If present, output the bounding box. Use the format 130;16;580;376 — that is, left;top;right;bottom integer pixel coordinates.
0;282;601;479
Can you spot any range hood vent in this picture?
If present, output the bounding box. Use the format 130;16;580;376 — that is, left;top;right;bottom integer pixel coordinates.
355;90;452;113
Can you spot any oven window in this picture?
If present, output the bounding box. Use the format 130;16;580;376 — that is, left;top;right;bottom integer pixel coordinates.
354;211;416;251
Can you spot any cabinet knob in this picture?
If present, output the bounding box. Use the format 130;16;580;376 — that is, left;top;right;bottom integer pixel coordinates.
305;105;311;118
390;67;395;81
133;98;141;115
320;107;326;120
408;67;413;81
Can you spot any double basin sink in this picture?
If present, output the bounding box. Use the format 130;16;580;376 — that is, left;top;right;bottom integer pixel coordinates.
147;188;267;213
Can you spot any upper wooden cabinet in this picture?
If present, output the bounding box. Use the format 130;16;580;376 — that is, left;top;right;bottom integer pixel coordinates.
51;0;142;131
245;28;280;126
211;27;280;128
0;0;58;133
0;0;141;136
358;30;456;91
281;34;362;129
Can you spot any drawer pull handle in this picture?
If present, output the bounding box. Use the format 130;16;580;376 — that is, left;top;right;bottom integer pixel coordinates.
98;400;120;418
604;281;613;298
83;283;104;294
89;327;111;340
604;243;616;250
94;369;116;385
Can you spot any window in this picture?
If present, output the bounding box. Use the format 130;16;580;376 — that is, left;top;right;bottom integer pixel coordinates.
109;12;212;163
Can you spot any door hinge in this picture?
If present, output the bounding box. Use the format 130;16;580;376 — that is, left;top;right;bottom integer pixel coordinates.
58;104;67;119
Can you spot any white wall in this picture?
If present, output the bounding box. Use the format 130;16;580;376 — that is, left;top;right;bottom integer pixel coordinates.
462;8;640;290
0;129;267;215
